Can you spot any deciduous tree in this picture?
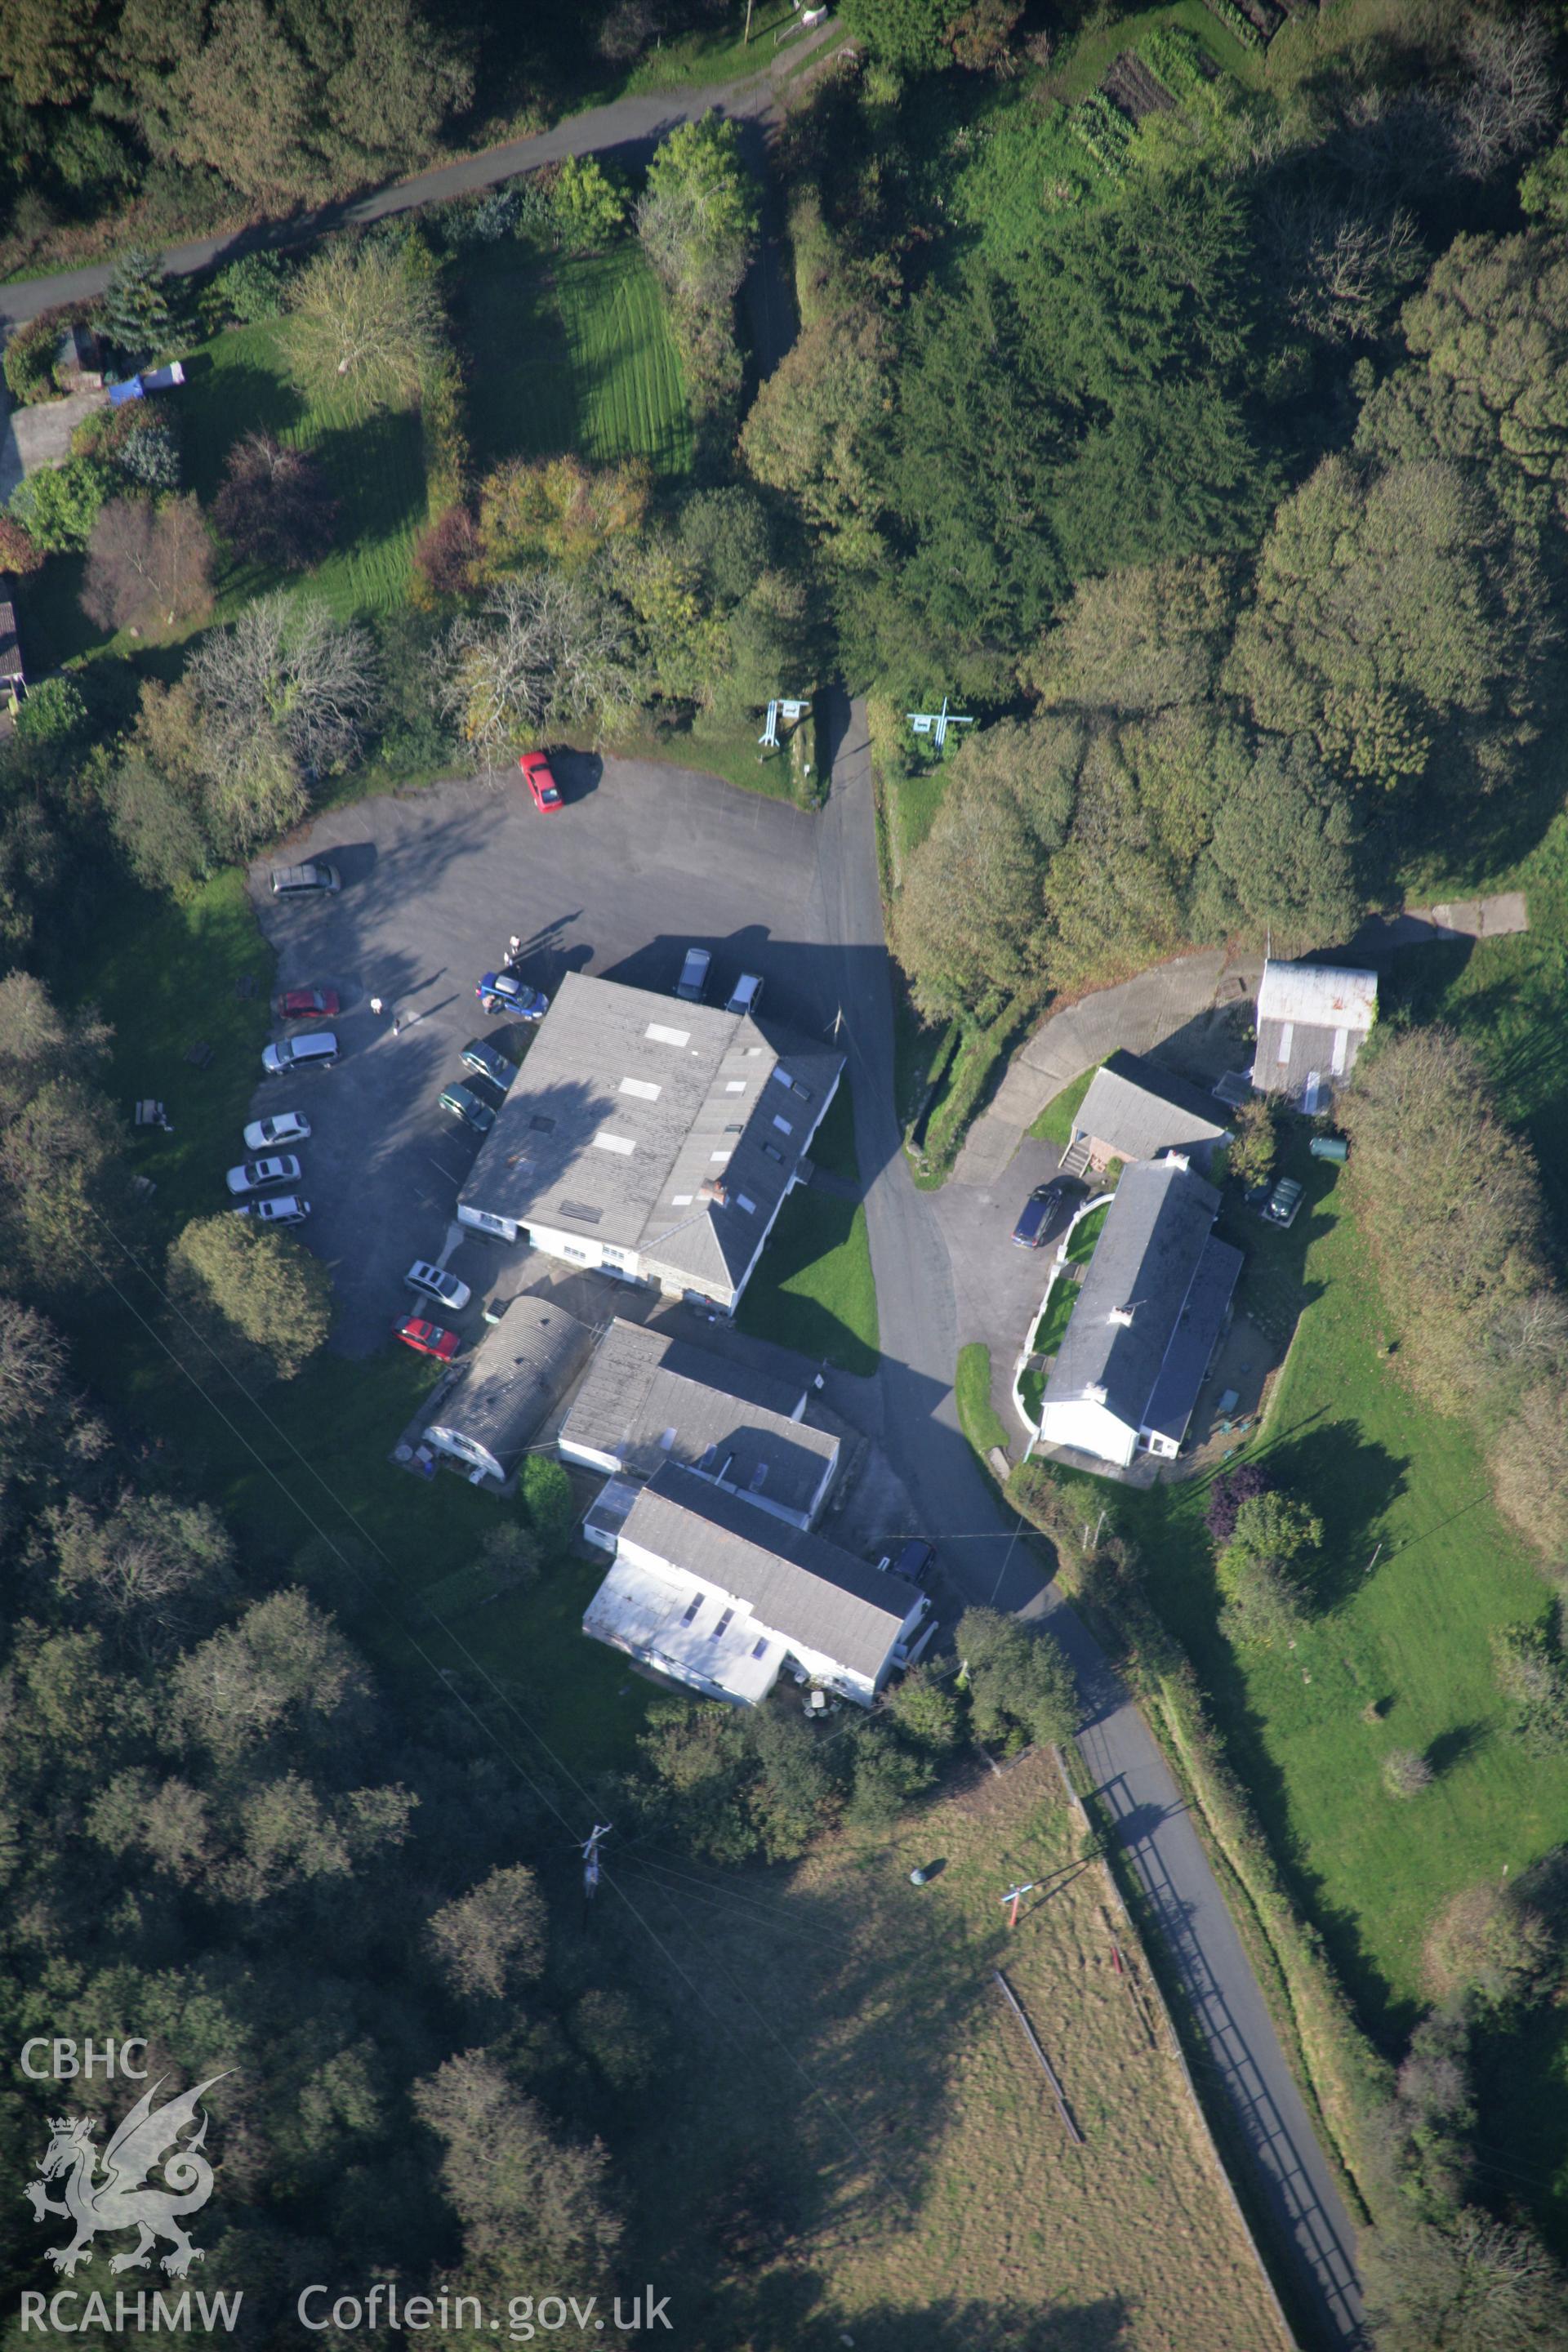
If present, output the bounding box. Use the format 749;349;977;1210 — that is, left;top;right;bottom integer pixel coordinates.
284;236;441;409
166;1214;333;1387
439;569;638;775
80;494;213;633
428;1866;546;2001
956;1606;1079;1748
213;431;337;571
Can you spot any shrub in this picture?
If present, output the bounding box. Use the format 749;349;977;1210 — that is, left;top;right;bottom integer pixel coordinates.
521;1454;575;1554
10;455;113;551
114;412;181;492
1383;1748;1434;1798
1227;1095;1278;1189
2;314;65;405
466;186;521;244
1203;1460;1273;1545
15;677;88;751
552;155;627;252
1423;1882;1554;2007
888;1666;962;1752
0;516;45;576
203;249;292;329
412;506;480;603
1492;1615;1568;1755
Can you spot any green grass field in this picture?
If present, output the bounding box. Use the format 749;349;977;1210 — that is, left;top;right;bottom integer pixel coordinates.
737;1080;880;1378
458;240;693;482
179;319;430;620
1115;1150;1568;2070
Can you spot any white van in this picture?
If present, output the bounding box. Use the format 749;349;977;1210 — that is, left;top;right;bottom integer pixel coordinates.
262;1031;339;1076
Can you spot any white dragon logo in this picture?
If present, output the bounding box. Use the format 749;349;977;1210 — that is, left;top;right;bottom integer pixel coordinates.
23;2073;231;2278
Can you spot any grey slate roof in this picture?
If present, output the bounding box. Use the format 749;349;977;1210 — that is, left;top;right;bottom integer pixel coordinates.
424;1294;595;1472
1075;1049;1229;1165
620;1463;920;1682
460;973;844;1293
1042;1159;1238;1442
559;1317;836;1517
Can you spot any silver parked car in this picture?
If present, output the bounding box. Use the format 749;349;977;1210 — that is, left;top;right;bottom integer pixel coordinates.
243;1111;310;1151
225;1154;303;1196
232;1195;310;1226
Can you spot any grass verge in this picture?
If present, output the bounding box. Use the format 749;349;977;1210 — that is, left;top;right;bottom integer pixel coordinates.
1028;1063;1099;1147
955;1342;1010;1458
737;1080;878;1376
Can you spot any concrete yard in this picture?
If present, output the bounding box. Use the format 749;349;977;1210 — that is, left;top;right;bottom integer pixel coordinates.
247;751;843;1356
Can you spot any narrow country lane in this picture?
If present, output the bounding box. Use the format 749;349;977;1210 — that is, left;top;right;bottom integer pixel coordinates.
0;19;844;329
813;689;1367;2351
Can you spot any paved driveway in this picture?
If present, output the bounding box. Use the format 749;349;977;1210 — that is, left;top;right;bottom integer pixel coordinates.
247;752;833;1356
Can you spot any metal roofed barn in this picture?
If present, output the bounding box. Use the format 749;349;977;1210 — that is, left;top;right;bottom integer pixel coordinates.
1038;1157;1241;1471
457;972;844;1311
583;1461;930;1707
1250;960;1378;1114
560;1316;839;1535
421;1294;595;1487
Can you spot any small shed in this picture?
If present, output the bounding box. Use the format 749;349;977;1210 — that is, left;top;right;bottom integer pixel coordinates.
54;321;104;393
1250;961;1378;1113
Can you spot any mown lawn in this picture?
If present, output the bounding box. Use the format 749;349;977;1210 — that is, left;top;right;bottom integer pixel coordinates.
1120;1175;1568;2043
737;1079;880;1378
180;320;429;619
68;875;646;1777
457;238;692;482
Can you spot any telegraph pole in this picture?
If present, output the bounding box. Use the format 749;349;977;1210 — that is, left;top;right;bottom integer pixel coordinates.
581;1822;612;1901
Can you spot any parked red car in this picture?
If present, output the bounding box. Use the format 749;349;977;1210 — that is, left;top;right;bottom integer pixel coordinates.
278;987;341;1019
519;752;564;813
395;1316;460;1363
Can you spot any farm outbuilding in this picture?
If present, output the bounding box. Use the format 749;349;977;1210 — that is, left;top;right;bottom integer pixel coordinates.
561;1316;839;1539
419;1294;594;1488
1250;960;1378;1113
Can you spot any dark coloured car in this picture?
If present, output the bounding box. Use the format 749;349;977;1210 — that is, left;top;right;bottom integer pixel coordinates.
278;987;341;1020
1262;1176;1305;1230
1011;1175;1087;1249
879;1539;934;1586
270;862;340;895
439;1080;501;1135
395;1316;461;1363
461;1036;519;1091
476;973;549;1020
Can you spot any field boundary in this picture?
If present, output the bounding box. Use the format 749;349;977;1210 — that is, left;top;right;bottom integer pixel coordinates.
1050;1745;1302;2352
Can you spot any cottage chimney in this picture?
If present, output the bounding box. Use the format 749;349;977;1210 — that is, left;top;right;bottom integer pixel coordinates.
698;1178;728;1206
1084;1383;1108;1405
